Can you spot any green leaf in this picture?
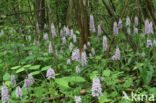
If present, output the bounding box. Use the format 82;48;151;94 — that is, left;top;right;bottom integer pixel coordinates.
25;55;36;61
31;71;41;75
34;87;47;97
23;64;31;68
145;71;153;85
41;66;51;71
90;71;99;80
75;30;80;34
99;92;111;103
66;76;86;82
29;65;40;70
95;56;102;61
103;69;111;77
55;76;86;89
16;67;25;73
55;79;70;88
5;81;11;87
11;66;21;70
3;73;10;81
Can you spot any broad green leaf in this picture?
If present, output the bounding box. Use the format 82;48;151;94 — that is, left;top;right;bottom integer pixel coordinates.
75;30;80;34
25;55;36;61
133;63;144;71
103;69;111;77
3;73;10;81
29;65;40;70
145;71;153;85
34;87;47;97
16;67;25;73
23;64;31;68
5;81;11;87
66;76;86;82
99;92;111;103
11;66;21;70
41;66;51;71
55;79;70;88
55;76;86;89
90;71;99;80
31;71;41;75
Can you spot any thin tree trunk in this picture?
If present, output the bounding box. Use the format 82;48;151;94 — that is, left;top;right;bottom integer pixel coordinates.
120;0;129;19
73;0;89;52
34;0;45;40
66;0;73;28
80;0;89;45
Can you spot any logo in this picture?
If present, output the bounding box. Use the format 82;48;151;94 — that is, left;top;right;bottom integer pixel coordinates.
122;91;154;102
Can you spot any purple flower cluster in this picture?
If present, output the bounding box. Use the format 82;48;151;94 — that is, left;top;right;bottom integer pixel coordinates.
153;39;156;46
51;23;57;38
69;42;73;52
90;14;96;32
112;47;120;60
76;66;80;74
126;17;131;26
64;26;70;36
27;35;32;41
134;16;138;26
67;59;71;65
92;77;102;98
62;36;66;44
43;33;49;40
46;68;55;80
83;44;87;50
15;86;22;98
10;75;16;86
24;74;34;90
134;16;138;34
97;25;102;36
73;34;77;43
91;48;95;56
145;19;154;34
36;22;40;33
28;73;34;85
24;78;30;90
49;42;53;53
1;84;9;103
134;26;138;34
81;51;87;67
118;19;122;29
72;48;80;61
127;27;131;34
102;36;107;51
87;42;90;47
113;22;118;35
60;29;64;37
141;52;145;57
146;39;153;48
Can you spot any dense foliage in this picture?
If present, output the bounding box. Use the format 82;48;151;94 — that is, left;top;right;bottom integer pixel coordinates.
0;0;156;103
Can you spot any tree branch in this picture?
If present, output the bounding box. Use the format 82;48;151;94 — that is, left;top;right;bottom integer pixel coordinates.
6;7;46;16
102;0;136;53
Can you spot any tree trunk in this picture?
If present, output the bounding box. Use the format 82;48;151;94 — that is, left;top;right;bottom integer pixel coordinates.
73;0;89;52
34;0;45;39
66;0;73;28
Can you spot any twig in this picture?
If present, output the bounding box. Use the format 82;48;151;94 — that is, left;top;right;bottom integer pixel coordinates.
145;0;156;25
6;7;47;16
120;0;129;19
102;0;137;53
